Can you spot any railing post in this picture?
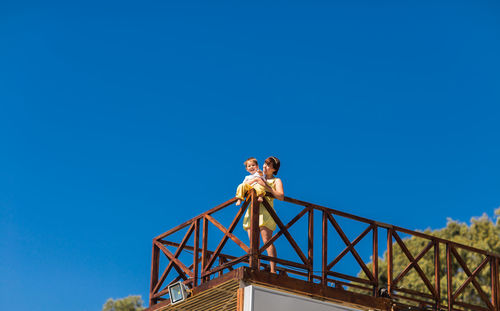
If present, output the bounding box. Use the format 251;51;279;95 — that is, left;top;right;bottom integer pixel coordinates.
492;257;499;310
149;240;160;306
447;243;453;311
387;227;393;296
434;241;441;310
372;225;378;296
193;218;200;287
201;216;208;283
322;210;328;286
249;190;260;270
308;207;314;282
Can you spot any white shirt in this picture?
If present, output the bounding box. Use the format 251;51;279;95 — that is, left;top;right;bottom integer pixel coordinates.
243;171;266;184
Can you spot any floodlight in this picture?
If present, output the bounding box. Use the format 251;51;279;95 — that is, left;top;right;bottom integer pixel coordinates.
168;281;189;305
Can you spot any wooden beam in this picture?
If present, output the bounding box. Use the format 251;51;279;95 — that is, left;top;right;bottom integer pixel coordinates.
452;256;489;301
434;241;441;309
308;207;314;282
155;241;194;278
201;216;208;283
447;243;453;311
193;218;200;287
322;210;328;286
249;191;260;269
205;214;249;253
259;206;309;255
392;240;434;287
261;199;308;265
387;227;393;295
327;213;375;283
327;224;373;271
204;200;249;272
152;223;195;294
450;246;493;309
372;226;378;296
149;241;160;306
392;230;437;298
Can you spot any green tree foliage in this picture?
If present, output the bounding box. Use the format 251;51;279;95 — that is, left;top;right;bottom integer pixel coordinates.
358;208;500;306
102;295;145;311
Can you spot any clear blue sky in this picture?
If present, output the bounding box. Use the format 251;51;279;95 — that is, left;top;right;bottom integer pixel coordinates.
1;1;499;310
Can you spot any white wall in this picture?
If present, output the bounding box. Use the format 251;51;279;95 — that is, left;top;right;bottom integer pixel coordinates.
243;285;363;311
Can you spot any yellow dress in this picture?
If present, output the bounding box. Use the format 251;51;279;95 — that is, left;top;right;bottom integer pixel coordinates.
242;178;278;231
235;182;266;200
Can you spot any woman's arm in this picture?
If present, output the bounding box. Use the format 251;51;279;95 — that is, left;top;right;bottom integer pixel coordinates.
266;178;284;201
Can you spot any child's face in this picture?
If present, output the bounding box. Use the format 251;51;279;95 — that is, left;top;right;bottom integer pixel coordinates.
245;161;259;174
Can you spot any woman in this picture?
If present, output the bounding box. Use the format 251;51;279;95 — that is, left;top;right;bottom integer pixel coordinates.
242;156;284;273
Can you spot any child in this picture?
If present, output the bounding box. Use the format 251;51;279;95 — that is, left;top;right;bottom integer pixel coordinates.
235;157;267;206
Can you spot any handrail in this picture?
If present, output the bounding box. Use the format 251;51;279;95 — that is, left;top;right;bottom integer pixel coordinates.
149;191;500;311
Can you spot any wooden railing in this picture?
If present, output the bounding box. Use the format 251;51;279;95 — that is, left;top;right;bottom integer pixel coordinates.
149;191;500;310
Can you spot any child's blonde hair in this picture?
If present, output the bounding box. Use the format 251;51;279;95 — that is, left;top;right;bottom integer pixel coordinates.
244;157;258;166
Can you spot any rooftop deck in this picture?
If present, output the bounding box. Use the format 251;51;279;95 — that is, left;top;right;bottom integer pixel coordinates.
148;191;500;311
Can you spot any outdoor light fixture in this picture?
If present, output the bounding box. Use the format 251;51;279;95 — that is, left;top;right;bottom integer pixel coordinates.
168;281;190;305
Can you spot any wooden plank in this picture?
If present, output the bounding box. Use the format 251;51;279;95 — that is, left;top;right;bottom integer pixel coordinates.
259;254;308;270
154;197;237;241
453;300;491;311
390;291;437;307
452;256;489;301
322;210;328;286
447;243;453;311
435;241;441;309
392;285;435;299
259;206;309;254
155;241;194;278
327;224;373;270
392;240;434;287
153;223;195;294
392;230;437;298
492;257;499;310
249;191;260;269
202;197;238;217
372;226;378;296
160;240;237;260
450;246;493;309
326;270;373;285
308;207;314;282
154;219;194;240
204;200;249;272
283;196;377;225
205;214;250;253
332;279;373;293
204;254;249;278
387;227;393;295
395;223;499;258
201;217;208;282
149;241;160;306
285;195;500;259
193;219;200;287
261;199;308;265
327;213;375;283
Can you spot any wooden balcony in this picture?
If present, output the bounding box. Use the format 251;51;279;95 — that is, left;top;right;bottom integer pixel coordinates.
147;191;500;311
